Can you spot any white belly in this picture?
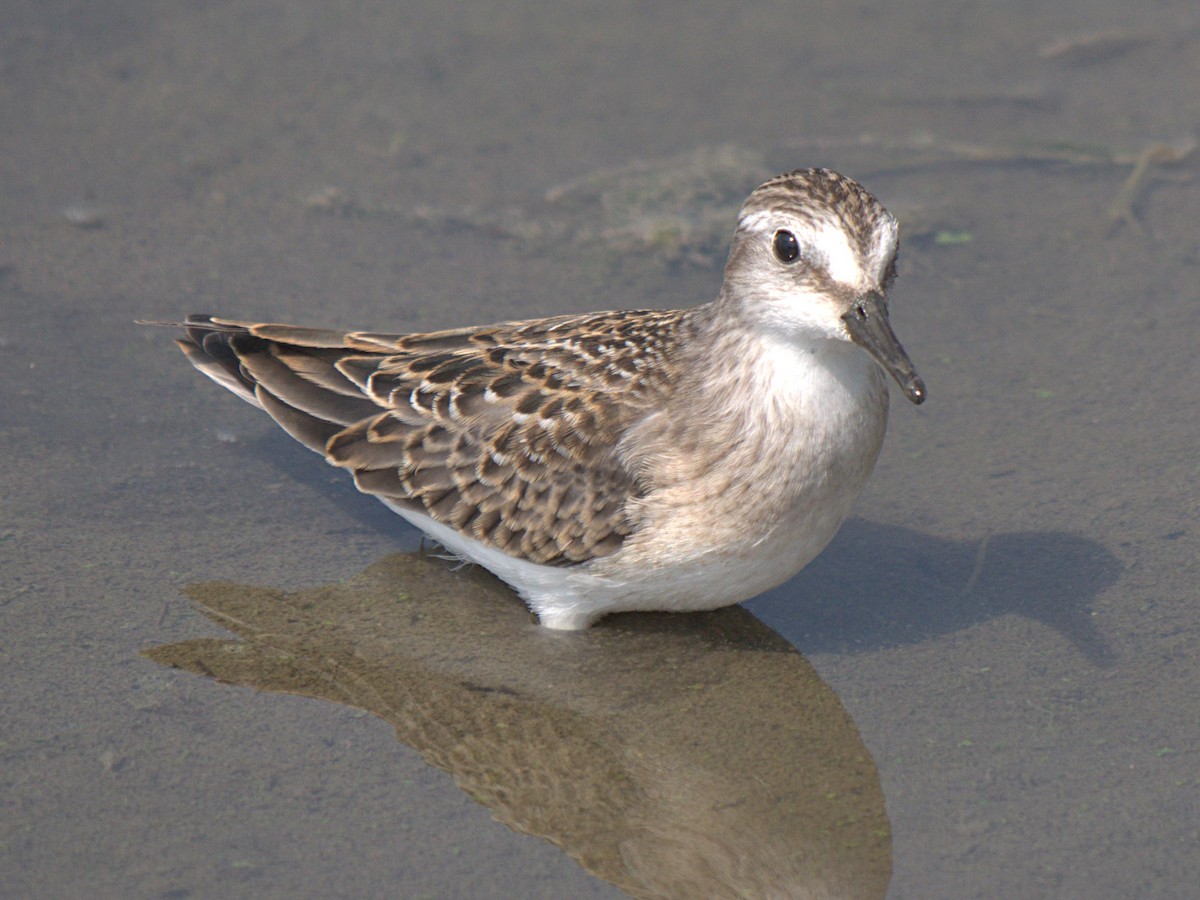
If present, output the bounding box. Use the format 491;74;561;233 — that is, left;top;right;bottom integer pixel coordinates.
387;342;890;630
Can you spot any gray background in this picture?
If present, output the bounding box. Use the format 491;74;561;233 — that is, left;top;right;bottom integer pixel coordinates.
3;1;1198;897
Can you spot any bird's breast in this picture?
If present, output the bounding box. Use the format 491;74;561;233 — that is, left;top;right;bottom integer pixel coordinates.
613;336;889;583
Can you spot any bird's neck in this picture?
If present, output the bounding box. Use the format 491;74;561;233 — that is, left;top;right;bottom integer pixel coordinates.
683;306;890;439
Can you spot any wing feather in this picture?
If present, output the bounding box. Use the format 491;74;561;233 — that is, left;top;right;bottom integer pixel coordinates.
175;310;688;565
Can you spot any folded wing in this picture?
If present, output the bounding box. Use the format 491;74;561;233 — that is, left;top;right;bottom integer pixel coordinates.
176;311;683;565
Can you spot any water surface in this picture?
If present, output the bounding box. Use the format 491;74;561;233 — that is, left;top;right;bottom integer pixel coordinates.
2;2;1198;897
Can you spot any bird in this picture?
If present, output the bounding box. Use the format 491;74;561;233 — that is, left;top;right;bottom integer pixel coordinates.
154;167;925;630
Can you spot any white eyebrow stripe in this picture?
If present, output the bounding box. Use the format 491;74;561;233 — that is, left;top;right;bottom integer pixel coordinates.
738;209;873;288
865;214;899;276
810;220;862;286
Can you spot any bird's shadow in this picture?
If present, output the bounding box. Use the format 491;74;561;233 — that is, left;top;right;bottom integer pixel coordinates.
748;519;1121;666
236;433;1121;666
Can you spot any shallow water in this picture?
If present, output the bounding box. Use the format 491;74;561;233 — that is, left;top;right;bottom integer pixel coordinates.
3;2;1199;897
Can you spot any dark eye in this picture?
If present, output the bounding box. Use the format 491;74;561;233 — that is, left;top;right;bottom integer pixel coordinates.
773;230;800;263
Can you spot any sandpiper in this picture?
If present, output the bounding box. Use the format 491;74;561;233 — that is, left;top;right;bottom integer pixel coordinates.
159;168;925;629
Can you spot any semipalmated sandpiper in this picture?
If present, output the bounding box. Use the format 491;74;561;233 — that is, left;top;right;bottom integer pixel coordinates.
156;168;925;629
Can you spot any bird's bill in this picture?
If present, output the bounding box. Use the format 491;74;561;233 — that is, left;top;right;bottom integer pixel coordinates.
841;292;927;405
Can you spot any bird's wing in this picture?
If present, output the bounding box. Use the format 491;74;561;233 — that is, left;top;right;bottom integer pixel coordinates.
175;311;685;565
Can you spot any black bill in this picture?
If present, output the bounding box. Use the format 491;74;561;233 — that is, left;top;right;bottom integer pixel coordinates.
841;291;927;405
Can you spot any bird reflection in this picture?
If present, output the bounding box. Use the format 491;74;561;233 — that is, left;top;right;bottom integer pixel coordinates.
146;552;891;899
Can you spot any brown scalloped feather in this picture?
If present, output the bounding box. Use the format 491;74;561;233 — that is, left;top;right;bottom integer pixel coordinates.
176;310;696;565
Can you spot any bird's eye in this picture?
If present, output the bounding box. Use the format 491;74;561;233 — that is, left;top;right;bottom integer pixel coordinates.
773;230;800;263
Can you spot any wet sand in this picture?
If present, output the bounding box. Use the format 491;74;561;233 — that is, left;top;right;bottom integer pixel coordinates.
3;2;1199;897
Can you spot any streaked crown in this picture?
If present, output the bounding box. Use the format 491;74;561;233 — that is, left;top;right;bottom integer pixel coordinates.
719;168;899;332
